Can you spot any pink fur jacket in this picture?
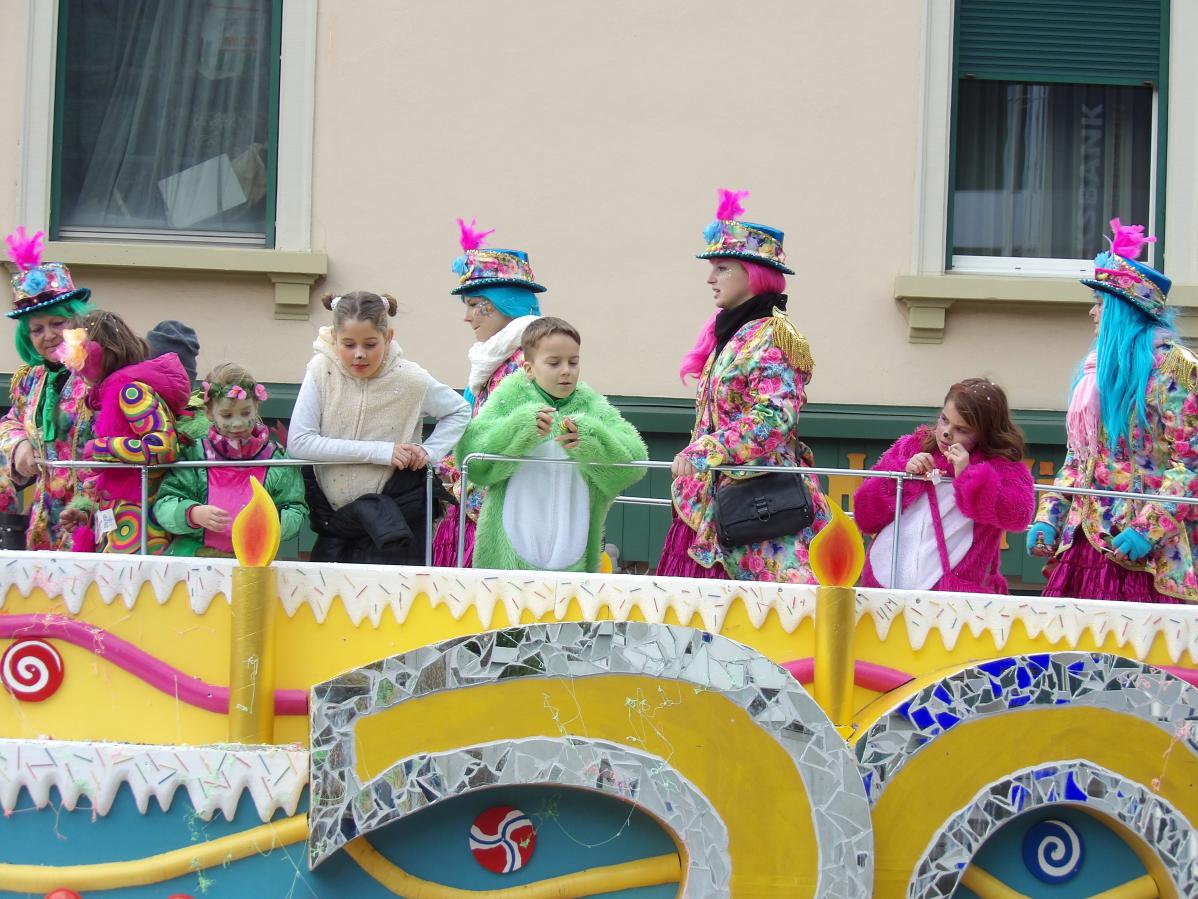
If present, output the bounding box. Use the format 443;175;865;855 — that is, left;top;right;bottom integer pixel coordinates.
853;429;1035;594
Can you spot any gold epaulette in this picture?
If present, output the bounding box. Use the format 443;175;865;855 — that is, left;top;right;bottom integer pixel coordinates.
8;364;31;400
770;307;814;375
1160;344;1198;392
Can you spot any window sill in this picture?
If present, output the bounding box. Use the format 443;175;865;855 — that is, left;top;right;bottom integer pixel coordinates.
895;273;1198;344
37;241;329;320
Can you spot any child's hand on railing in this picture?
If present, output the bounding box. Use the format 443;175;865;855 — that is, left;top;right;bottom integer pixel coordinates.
905;453;937;476
391;443;429;471
190;504;231;533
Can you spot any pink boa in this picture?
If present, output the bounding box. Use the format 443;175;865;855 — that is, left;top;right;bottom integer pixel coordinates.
1065;352;1099;458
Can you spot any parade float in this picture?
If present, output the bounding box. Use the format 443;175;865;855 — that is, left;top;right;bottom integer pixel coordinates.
0;483;1195;898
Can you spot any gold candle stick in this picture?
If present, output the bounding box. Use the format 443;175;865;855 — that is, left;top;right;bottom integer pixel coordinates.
227;477;282;743
808;503;865;728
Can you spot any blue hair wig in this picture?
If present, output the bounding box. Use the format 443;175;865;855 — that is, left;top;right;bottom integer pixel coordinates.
467;285;541;319
1094;293;1176;450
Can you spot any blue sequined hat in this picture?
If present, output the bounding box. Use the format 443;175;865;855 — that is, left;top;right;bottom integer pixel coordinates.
695;189;795;275
5;228;90;320
1079;219;1169;320
450;219;546;296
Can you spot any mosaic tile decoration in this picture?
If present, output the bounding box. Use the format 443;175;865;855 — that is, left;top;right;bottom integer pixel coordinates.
323;736;729;891
856;652;1198;805
908;761;1198;899
309;621;873;897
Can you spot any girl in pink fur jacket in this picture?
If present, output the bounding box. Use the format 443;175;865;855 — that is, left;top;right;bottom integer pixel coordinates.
853;379;1035;594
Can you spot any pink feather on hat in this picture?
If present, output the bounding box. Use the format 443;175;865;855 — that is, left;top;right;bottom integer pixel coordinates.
715;189;749;221
457;217;495;252
1108;217;1156;260
5;227;45;272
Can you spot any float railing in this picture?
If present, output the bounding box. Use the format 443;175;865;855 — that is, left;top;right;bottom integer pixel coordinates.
457;452;1198;584
33;458;438;563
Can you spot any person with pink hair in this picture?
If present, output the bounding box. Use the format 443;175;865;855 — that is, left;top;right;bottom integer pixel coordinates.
656;190;832;582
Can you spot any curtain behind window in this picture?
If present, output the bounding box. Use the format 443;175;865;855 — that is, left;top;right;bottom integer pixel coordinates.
58;0;273;239
953;81;1153;260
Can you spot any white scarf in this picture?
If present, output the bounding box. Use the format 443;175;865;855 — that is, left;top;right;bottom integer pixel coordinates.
466;315;540;396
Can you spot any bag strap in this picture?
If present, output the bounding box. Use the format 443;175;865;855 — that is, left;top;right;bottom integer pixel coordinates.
924;483;953;579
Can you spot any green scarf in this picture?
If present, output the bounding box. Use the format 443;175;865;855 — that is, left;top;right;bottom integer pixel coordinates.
532;381;573;410
38;366;69;444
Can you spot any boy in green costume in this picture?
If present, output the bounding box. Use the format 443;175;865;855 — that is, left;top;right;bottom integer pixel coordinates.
456;317;647;572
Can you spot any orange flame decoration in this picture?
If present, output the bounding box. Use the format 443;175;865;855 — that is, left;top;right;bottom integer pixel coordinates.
809;502;865;587
231;476;281;567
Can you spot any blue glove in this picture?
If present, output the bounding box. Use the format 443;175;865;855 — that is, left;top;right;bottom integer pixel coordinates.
1112;529;1152;562
1025;522;1057;555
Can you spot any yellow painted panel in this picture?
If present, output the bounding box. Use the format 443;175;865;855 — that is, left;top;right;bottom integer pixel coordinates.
871;708;1197;899
353;674;821;896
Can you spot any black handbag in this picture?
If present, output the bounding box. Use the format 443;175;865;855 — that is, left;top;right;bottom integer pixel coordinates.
714;471;815;547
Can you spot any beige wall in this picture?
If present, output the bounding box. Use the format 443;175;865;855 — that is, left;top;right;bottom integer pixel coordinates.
0;1;1133;411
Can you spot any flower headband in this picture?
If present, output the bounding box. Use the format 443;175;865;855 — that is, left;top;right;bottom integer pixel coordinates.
203;381;269;403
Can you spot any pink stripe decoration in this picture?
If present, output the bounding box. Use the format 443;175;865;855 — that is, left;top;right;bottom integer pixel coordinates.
782;658;913;693
0;614;307;715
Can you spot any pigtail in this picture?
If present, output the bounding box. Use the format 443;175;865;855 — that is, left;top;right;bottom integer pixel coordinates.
380;293;399;316
321;293;338;311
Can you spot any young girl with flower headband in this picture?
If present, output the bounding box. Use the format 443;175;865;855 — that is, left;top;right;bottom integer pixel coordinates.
432;218;544;566
287;291;470;565
57;310;192;554
1028;220;1198;603
155;363;307;557
854;379;1035;594
658;189;832;582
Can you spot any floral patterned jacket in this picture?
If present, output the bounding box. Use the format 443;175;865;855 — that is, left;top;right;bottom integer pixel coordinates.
0;364;93;551
1035;343;1198;601
673;315;831;582
436;348;525;521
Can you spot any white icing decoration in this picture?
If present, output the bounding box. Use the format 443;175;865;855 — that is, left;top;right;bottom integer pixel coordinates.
2;551;1196;666
0;551;232;614
0;738;307;822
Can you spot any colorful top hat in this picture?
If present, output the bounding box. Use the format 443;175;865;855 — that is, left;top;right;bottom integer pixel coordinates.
695;189;795;275
450;218;546;296
1080;218;1169;319
5;227;90;319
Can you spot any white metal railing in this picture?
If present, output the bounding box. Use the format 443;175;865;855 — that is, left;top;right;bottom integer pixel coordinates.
29;453;1198;585
457;452;1198;586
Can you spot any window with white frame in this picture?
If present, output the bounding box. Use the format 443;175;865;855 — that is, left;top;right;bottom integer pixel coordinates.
52;0;282;246
949;0;1166;275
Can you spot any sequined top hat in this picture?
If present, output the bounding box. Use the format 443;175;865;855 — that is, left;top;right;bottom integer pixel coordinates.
695;188;795;275
5;227;91;319
1080;218;1170;319
450;218;546;296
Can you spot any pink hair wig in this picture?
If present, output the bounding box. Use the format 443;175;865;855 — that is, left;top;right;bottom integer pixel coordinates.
679;260;787;383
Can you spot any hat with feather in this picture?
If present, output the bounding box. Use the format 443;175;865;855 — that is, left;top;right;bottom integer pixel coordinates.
5;227;90;319
696;189;795;275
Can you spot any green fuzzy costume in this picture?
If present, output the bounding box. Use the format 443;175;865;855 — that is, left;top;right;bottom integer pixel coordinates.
154;438;307;557
456;374;648;572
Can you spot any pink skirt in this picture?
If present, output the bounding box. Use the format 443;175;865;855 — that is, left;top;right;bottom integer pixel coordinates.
432;504;476;568
1043;534;1181;604
655;516;728;580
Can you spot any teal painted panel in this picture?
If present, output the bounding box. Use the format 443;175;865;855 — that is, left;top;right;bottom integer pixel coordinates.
954;806;1147;897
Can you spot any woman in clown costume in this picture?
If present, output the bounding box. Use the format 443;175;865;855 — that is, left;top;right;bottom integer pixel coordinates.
431;219;544;566
0;228;94;551
657;189;831;582
1028;220;1198;603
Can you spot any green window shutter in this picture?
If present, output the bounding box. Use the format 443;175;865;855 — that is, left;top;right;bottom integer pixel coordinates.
956;0;1164;85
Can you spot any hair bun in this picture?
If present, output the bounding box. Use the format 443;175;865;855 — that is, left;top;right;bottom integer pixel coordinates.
320;293;338;311
381;293;399;316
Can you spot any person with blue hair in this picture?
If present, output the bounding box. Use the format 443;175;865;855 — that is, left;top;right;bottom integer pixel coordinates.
432;218;545;566
1028;219;1198;603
